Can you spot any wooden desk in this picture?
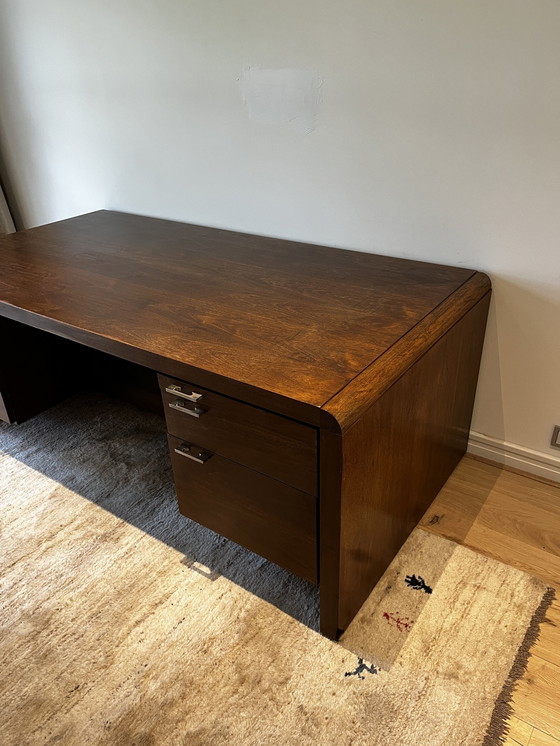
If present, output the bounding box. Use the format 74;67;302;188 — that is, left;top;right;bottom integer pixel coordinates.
0;210;490;638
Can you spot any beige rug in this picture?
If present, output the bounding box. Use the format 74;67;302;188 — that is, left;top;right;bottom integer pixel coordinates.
0;394;553;746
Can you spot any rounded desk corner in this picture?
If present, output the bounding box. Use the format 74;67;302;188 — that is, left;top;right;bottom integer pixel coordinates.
470;270;492;295
319;406;344;436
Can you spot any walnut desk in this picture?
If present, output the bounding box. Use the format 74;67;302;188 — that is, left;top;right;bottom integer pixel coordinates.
0;211;491;638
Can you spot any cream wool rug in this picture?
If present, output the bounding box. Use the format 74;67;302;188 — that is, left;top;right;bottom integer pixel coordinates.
0;394;553;746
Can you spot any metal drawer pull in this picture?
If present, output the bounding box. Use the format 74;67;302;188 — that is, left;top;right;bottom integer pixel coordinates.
165;384;203;402
169;400;205;418
174;443;212;464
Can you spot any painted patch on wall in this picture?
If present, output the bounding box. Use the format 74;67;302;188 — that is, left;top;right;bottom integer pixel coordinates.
239;67;323;134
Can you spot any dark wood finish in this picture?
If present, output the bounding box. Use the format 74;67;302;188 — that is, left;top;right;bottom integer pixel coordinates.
322;272;491;433
335;294;490;631
0;211;492;638
168;434;317;583
318;428;344;640
0;210;475;422
160;374;317;494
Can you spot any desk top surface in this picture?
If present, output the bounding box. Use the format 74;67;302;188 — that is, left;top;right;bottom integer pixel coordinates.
0;211;476;409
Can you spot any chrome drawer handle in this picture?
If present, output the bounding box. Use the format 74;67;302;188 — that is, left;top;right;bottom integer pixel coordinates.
169;400;205;418
174;443;212;464
165;384;203;402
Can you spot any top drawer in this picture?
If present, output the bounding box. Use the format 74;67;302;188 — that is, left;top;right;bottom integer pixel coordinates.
158;374;317;495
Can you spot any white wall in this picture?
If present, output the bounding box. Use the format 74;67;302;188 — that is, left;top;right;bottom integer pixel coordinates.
1;0;559;471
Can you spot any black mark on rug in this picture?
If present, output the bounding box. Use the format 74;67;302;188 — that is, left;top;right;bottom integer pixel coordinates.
345;658;378;680
405;574;433;594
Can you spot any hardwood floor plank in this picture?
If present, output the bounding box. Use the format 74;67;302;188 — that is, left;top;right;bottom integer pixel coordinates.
512;656;560;739
426;457;560;522
420;458;505;543
528;727;560;745
507;716;534;745
474;494;560;557
461;523;560;587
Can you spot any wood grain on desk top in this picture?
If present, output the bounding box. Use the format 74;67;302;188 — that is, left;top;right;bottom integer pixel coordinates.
0;210;481;410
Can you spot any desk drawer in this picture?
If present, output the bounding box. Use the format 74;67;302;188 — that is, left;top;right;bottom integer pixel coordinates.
168;435;317;583
159;374;317;495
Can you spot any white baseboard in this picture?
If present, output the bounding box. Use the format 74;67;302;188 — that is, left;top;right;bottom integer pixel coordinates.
468;432;560;484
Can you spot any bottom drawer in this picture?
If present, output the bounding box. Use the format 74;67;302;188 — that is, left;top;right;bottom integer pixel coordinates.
168;435;317;583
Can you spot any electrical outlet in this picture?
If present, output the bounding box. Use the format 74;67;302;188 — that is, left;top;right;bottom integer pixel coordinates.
552;425;560;449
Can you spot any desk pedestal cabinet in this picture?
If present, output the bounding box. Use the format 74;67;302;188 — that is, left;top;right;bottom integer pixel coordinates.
0;211;491;638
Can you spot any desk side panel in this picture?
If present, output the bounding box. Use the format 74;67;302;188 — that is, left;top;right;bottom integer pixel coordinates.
337;292;490;630
0;316;82;424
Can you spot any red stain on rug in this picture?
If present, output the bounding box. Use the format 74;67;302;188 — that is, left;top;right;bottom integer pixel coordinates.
382;611;414;632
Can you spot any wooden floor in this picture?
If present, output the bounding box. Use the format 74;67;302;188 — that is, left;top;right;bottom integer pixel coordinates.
420;455;560;746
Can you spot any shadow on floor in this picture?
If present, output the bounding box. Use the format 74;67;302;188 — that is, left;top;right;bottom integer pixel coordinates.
0;392;320;631
418;453;503;545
